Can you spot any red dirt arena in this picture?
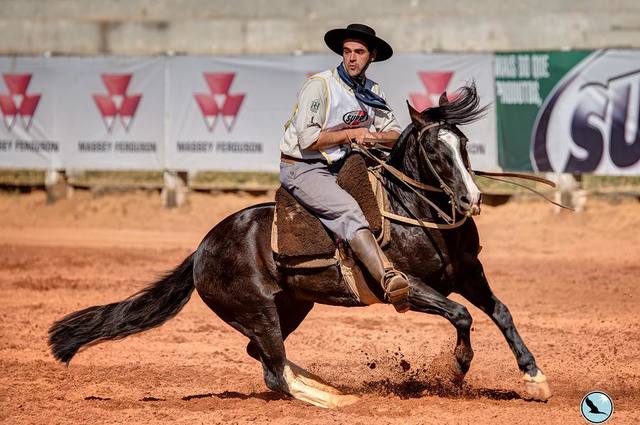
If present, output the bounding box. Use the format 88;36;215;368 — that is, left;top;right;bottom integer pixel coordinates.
1;191;639;424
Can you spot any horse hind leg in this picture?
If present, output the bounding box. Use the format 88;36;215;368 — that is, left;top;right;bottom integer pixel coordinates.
457;262;552;401
278;295;356;399
195;226;355;407
245;295;313;361
242;301;358;408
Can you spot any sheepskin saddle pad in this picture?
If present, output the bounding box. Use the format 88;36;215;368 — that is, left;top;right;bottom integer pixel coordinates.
272;152;382;267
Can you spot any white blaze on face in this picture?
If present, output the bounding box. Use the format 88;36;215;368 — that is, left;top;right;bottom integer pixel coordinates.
438;129;481;207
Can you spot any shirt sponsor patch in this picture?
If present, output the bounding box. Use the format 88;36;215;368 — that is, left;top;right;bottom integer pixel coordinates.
310;99;321;113
343;110;369;126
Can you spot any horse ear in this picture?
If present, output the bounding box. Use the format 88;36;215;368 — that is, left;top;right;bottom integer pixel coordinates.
406;100;428;127
439;91;449;106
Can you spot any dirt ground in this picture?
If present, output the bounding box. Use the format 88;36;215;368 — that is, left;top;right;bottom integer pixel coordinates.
0;190;639;424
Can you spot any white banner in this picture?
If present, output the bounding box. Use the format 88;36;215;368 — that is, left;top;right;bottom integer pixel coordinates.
0;54;498;172
167;53;498;172
166;55;346;171
166;54;497;171
55;57;165;170
0;57;62;169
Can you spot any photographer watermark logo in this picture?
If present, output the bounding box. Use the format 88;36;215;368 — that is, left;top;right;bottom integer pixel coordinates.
580;391;613;424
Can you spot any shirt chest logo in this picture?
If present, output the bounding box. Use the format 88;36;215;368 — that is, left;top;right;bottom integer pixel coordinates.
342;110;369;126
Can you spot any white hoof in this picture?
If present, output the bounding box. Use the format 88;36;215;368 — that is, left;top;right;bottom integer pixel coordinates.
522;370;552;401
283;361;359;408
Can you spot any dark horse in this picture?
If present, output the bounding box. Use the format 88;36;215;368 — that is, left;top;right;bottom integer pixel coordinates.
49;85;551;408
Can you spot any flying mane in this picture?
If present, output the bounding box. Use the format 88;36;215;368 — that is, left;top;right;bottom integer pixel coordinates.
388;82;489;167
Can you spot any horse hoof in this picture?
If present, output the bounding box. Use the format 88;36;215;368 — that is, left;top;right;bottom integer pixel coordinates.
448;358;466;387
522;370;552;401
283;362;359;409
427;352;466;390
334;394;359;407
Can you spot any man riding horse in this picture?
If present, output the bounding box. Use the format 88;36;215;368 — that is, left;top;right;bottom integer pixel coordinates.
49;36;553;405
279;23;410;312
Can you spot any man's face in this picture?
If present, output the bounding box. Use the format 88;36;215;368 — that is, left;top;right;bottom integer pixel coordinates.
342;39;376;78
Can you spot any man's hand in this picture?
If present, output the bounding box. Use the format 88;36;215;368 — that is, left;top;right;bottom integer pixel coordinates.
307;128;389;151
368;130;400;147
345;127;380;145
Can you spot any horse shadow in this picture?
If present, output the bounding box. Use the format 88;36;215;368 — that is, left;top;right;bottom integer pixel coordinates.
181;391;289;402
179;385;521;405
353;378;524;401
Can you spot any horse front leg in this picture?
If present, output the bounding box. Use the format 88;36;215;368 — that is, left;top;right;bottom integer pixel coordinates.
457;261;552;401
409;280;474;386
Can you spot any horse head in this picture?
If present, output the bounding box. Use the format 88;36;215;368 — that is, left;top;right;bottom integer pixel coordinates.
404;83;488;217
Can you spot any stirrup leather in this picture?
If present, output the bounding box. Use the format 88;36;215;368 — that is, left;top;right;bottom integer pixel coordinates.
382;269;410;313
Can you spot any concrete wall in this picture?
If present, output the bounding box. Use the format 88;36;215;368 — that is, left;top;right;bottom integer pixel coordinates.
0;0;639;54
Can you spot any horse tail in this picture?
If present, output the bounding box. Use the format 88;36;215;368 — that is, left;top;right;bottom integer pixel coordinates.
48;253;196;364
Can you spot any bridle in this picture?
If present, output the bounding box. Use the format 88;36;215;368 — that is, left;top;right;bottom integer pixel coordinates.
415;124;572;211
415;122;460;205
355;120;571;230
356;121;470;229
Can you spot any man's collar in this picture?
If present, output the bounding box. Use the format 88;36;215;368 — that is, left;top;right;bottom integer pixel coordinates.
331;65;368;93
334;62;389;111
352;74;366;85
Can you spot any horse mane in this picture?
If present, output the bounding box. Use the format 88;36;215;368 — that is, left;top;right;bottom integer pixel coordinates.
422;82;489;126
387;124;414;167
388;82;488;167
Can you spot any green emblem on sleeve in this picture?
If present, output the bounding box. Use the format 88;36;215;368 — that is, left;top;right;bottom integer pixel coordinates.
310;99;320;113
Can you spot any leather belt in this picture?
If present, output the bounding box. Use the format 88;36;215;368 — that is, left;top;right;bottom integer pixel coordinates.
280;154;325;165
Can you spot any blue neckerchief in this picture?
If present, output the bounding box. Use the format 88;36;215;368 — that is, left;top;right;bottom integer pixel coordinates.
336;62;390;111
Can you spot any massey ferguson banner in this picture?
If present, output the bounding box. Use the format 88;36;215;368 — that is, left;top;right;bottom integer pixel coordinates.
55;57;165;170
496;49;640;175
167;54;497;172
0;58;61;169
166;55;334;171
1;54;497;172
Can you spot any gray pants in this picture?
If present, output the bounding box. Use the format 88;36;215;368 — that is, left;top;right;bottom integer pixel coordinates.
280;160;369;242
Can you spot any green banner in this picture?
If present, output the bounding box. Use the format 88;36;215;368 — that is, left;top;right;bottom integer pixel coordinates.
495;51;591;171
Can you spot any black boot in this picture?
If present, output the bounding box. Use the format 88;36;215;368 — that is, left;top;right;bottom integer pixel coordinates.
349;229;410;313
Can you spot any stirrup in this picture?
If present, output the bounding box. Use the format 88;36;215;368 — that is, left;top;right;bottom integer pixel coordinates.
382;270;410;313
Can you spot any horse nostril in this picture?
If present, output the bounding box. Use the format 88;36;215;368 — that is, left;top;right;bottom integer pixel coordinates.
459;195;471;207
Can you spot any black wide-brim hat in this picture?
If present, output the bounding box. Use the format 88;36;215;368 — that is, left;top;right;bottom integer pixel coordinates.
324;23;393;62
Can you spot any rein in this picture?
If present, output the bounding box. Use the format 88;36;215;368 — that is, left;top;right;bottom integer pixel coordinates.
354;121;468;229
358;146;464;226
474;173;574;211
473;170;556;186
355;120;573;228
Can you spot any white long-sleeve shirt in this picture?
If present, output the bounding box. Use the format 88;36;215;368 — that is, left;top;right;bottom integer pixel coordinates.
280;67;402;160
